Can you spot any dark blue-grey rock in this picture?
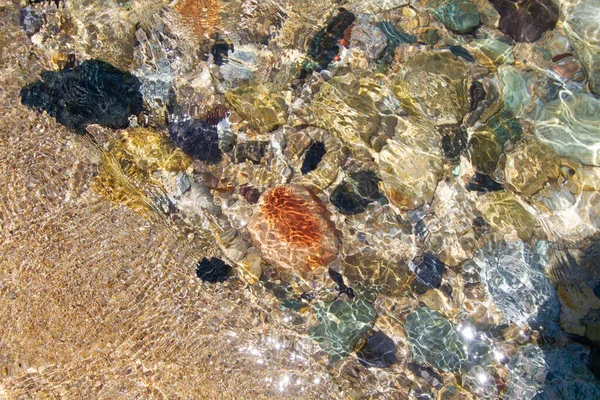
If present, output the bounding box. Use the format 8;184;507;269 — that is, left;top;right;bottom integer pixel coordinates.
301;141;326;174
20;60;144;134
411;253;446;294
357;331;397;368
168;115;221;164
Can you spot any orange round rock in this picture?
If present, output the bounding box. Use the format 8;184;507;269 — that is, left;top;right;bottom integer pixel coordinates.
247;185;339;273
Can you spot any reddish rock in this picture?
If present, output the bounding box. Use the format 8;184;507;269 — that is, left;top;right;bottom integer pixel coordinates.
247;185;339;273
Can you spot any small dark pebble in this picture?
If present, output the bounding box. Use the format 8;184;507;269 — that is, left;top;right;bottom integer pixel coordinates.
357;331;397;368
210;39;233;66
412;253;446;294
239;184;260;204
168;115;222;164
20;6;43;37
301;141;326;174
440;125;468;164
20;59;144;134
466;172;504;192
449;46;476;63
195;257;232;283
330;170;386;215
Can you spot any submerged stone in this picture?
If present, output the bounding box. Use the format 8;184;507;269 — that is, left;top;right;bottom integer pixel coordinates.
330;170;386;215
466;173;503;192
499;66;532;115
392;52;468;126
168;115;221;164
535;92;600;167
196;257;232;283
486;109;522;149
411;253;446;294
440;124;468;164
225;82;287;133
247;185;339;273
427;0;480;33
20;60;143;134
210;39;233;66
405;307;468;372
448;46;475;63
301;141;326;175
234;141;269;164
563;0;600;95
357;331;397;368
473;241;559;330
505;137;561;196
469;129;502;174
469;39;514;71
308;299;377;362
308;9;355;71
478;191;535;240
350;18;387;60
489;0;558;43
19;6;42;37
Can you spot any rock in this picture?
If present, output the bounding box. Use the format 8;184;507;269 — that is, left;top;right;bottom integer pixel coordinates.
210;39;233;66
427;0;480;33
309;73;381;149
20;60;143;134
168;115;221;164
440;125;468;164
225;82;288;133
563;0;600;95
308;299;377;362
19;6;43;37
506;344;600;399
472;0;500;28
448;46;476;63
392;52;468;126
535;92;600;166
65;0;136;69
308;8;355;71
219;45;258;85
477;191;535;240
466;173;503;192
505;137;561;196
486;109;522;150
427;181;479;266
469;39;514;71
234;141;269;164
357;331;397;368
378;129;443;210
498;66;533;116
469;129;502;174
247;185;339;273
489;0;558;43
410;253;446;294
350;18;387;60
473;241;559;330
330;170;386;215
301;141;326;175
195;257;232;283
557;284;600;338
404;307;468;372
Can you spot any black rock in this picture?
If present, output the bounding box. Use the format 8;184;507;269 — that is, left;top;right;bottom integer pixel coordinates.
20;60;144;134
449;46;476;63
309;8;355;71
357;331;397;368
195;257;232;283
330;170;386;215
168;115;221;164
301;141;326;174
466;172;504;192
210;39;233;66
489;0;559;43
20;6;43;37
413;253;446;294
469;81;486;112
328;268;355;300
440;125;468;164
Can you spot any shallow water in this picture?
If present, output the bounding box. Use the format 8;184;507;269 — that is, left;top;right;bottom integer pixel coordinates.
2;0;600;398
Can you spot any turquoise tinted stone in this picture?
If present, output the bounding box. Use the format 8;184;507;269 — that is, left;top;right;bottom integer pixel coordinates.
404;307;468;372
535;92;600;166
487;109;522;149
308;299;377;362
499;66;532;115
427;0;480;33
